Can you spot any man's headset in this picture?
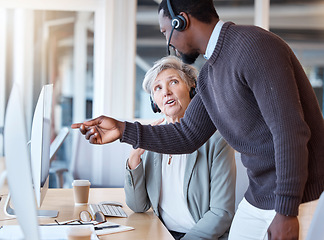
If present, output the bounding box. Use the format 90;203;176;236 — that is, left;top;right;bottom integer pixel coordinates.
166;0;187;55
150;0;193;113
167;0;187;31
150;86;196;113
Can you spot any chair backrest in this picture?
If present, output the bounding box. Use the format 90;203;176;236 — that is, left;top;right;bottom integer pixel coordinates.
305;191;324;240
234;152;249;211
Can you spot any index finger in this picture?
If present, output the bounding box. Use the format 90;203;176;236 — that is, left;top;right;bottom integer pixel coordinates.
71;123;82;129
83;117;102;126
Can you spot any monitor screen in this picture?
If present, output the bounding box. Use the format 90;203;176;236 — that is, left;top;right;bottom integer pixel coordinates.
30;84;53;208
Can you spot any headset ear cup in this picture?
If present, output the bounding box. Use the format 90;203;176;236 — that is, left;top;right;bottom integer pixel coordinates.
150;96;161;113
189;87;196;99
174;15;186;31
152;102;161;113
167;0;186;31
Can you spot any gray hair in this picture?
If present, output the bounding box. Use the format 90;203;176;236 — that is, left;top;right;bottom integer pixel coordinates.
142;56;198;94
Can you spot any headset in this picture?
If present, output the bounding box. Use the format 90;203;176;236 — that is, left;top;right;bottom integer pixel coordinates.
166;0;187;55
167;0;187;31
150;86;196;113
151;0;193;113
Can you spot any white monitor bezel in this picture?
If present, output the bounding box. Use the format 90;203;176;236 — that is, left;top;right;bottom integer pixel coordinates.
30;84;53;208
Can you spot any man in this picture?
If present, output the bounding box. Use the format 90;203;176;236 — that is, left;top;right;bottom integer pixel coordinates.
72;0;324;239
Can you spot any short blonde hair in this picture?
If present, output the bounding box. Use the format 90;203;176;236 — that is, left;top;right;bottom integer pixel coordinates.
142;56;198;94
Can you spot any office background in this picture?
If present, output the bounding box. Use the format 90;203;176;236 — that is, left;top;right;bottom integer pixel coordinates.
0;0;323;187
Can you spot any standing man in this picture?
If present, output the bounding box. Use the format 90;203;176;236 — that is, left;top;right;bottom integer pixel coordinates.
72;0;324;239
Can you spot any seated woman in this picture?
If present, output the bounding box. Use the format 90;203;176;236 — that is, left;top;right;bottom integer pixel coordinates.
124;56;236;240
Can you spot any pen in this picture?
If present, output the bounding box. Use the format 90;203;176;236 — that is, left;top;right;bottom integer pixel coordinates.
94;225;120;230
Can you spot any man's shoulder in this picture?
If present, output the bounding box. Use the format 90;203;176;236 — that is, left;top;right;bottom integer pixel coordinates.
225;22;283;44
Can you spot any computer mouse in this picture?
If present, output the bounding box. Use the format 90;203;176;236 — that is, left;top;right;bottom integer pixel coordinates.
99;201;124;207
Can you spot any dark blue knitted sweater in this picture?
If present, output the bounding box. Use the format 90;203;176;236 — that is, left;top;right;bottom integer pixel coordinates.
122;22;324;216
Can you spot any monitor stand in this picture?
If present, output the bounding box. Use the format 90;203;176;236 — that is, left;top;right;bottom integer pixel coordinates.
4;193;58;218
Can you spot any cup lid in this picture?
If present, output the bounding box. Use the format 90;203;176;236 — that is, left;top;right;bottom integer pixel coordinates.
72;180;91;186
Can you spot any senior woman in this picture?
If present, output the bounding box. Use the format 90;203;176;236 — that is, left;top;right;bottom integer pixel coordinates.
124;56;236;240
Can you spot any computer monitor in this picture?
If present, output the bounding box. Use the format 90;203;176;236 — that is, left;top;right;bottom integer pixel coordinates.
4;82;40;239
30;83;70;217
30;84;53;210
5;84;68;218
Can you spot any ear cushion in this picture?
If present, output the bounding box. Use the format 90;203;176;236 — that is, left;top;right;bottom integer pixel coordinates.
172;15;187;31
189;87;196;99
150;96;161;113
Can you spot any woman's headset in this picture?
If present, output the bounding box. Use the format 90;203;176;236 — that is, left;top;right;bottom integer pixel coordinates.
167;0;187;32
150;86;196;113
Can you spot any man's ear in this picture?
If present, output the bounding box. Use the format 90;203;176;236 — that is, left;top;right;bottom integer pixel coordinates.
179;12;190;30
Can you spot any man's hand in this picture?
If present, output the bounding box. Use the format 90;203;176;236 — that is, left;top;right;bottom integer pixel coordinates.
267;213;299;240
71;115;125;144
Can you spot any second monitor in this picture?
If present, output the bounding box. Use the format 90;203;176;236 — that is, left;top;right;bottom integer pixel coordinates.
30;84;69;217
5;84;69;218
30;84;53;210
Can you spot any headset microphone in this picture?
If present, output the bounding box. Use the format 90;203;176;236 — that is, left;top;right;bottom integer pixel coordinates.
167;26;176;55
166;0;187;55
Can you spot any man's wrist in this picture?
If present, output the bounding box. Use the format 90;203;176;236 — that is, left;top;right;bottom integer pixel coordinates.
275;195;300;216
118;121;126;139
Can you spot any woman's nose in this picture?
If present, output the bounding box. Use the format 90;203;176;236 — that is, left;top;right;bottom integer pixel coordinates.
163;87;171;96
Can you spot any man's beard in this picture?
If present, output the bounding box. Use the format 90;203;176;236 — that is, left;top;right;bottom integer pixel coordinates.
179;51;200;64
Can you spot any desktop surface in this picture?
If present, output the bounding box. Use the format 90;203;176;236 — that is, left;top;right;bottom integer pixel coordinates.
0;187;173;240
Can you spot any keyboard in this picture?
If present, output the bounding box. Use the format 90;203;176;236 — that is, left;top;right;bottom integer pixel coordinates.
89;202;128;218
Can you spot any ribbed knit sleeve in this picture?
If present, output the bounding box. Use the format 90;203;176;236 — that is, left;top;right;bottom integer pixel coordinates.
121;94;216;154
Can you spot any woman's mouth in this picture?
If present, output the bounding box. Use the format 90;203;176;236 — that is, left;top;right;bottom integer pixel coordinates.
166;99;175;105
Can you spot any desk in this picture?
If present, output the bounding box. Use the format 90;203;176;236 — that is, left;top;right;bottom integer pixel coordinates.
0;188;174;240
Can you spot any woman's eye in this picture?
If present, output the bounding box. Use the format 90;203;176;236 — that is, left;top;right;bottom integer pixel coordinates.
171;80;178;85
154;86;161;91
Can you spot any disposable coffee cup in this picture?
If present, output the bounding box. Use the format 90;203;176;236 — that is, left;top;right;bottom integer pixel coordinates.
67;226;92;240
72;180;91;205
